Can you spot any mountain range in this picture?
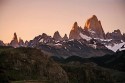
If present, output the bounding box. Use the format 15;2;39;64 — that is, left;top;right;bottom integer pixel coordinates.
0;15;125;58
0;15;125;83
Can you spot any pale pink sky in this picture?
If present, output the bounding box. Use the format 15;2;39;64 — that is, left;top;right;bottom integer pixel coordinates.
0;0;125;43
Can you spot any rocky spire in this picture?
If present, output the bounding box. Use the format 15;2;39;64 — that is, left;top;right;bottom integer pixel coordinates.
0;40;4;46
84;15;105;39
41;32;46;36
53;31;62;41
69;22;83;39
18;37;24;47
71;22;78;30
10;32;19;48
13;32;18;42
63;34;68;40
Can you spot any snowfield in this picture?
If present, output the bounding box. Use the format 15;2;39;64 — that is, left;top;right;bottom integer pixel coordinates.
106;42;125;52
79;33;92;41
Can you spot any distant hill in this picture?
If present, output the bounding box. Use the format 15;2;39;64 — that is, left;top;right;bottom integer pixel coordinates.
52;50;125;72
51;50;125;83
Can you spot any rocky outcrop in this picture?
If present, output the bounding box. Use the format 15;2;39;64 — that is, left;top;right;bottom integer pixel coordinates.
24;40;29;47
0;40;4;46
28;33;54;47
18;38;24;47
106;29;123;41
69;22;83;39
40;33;54;44
63;34;68;40
123;33;125;41
9;33;26;48
53;31;62;41
10;33;19;48
84;15;105;39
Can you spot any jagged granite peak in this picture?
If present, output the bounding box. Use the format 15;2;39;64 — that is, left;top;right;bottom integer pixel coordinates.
69;22;83;39
41;33;48;37
18;37;24;47
63;34;68;40
53;31;62;41
25;40;29;47
13;32;18;42
40;33;54;43
28;33;54;47
123;33;125;41
71;22;78;30
0;40;4;46
19;37;24;42
10;32;19;48
106;29;123;40
84;15;98;30
114;29;122;34
84;15;105;39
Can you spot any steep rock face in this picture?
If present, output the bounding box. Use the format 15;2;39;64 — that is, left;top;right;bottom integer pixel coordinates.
24;40;29;47
0;40;4;46
123;33;125;41
28;33;54;47
37;39;114;58
9;33;26;48
10;33;19;48
84;15;105;39
63;34;68;40
40;33;54;43
53;31;62;41
69;22;83;39
69;15;105;40
106;29;123;40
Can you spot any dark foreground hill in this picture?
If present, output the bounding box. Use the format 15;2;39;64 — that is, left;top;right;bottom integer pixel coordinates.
0;46;68;83
0;46;121;83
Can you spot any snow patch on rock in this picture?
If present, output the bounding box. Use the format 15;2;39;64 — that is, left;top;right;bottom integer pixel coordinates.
79;33;92;41
119;44;125;51
106;42;125;52
39;39;44;42
54;43;62;46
